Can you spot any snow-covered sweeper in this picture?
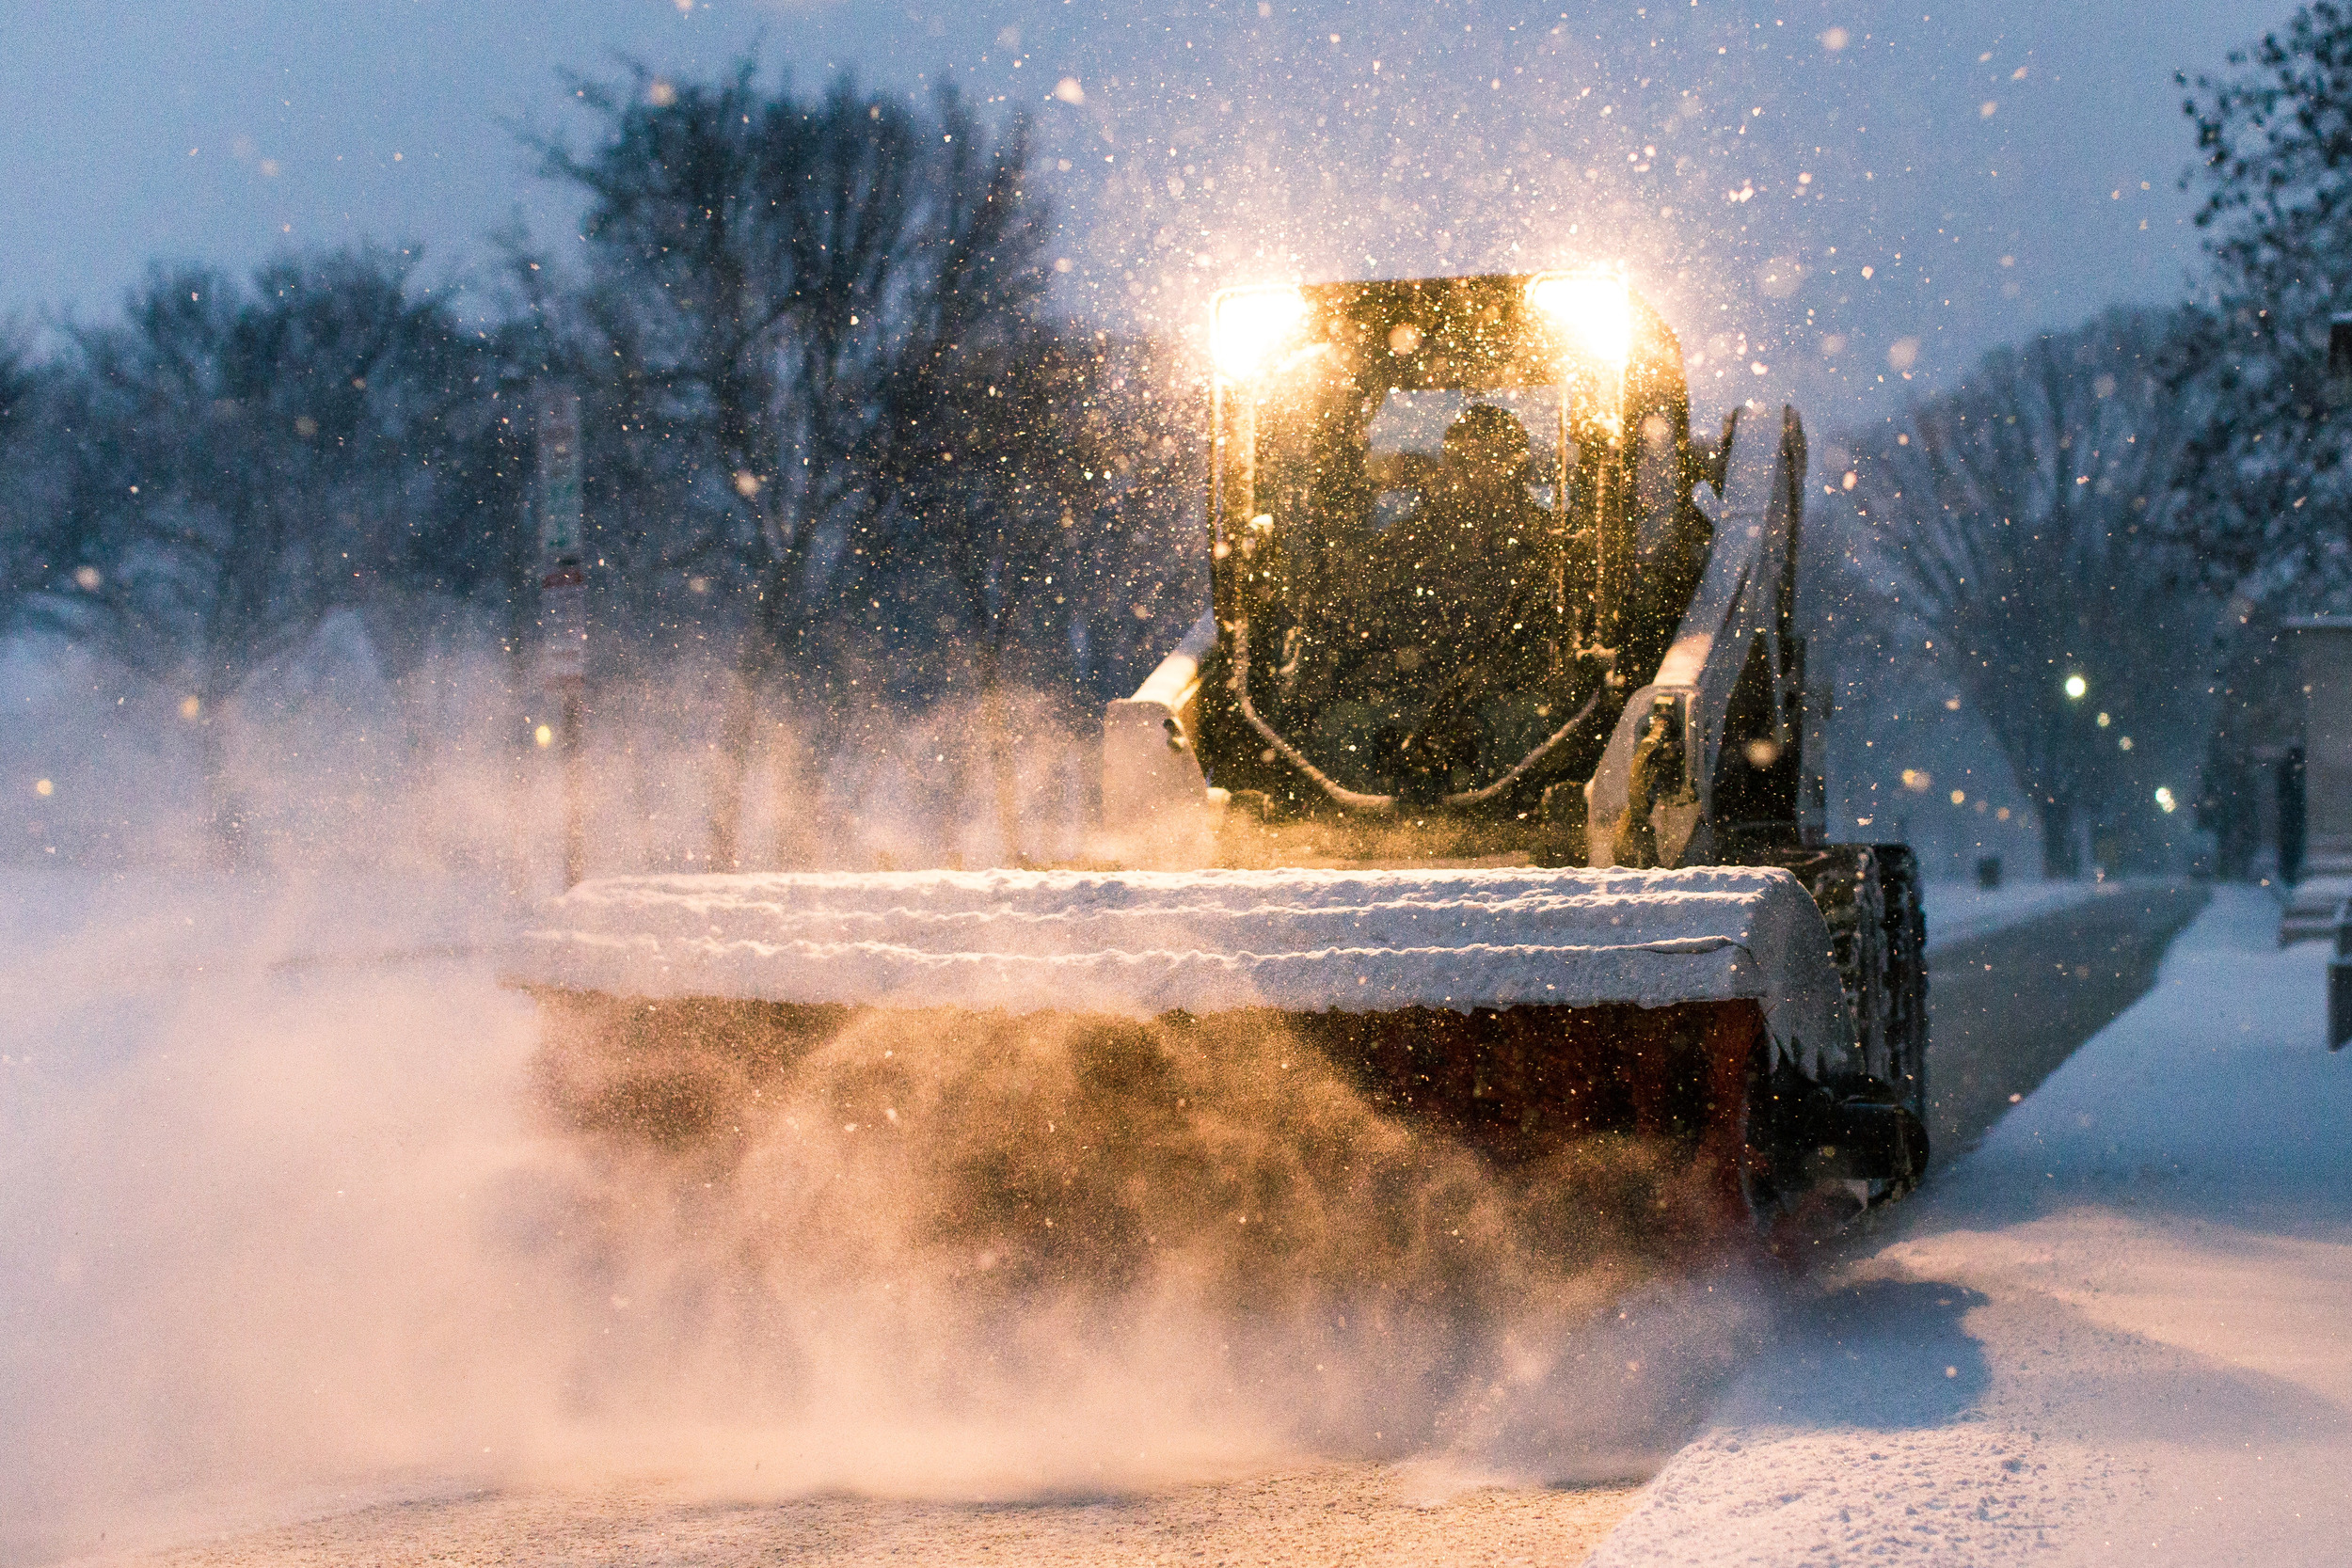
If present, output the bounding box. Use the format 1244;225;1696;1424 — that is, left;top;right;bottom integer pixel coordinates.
508;270;1930;1233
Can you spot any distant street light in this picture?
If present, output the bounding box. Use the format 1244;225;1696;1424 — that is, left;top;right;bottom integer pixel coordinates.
2064;673;2089;700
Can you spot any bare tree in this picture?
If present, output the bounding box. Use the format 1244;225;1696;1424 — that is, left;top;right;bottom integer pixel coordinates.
33;252;472;856
1854;309;2220;876
2170;3;2352;596
853;329;1205;855
1050;337;1210;708
0;325;51;623
838;94;1083;855
542;64;1053;867
546;66;911;865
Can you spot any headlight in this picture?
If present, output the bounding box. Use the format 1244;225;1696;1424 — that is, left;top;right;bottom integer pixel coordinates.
1525;270;1632;370
1211;285;1309;380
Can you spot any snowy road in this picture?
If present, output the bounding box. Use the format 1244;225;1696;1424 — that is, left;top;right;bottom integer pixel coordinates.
43;1470;1643;1567
1;870;2241;1566
1923;880;2209;1164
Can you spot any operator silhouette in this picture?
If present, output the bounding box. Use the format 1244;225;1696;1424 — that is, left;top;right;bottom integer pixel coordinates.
1311;403;1559;795
1372;403;1546;673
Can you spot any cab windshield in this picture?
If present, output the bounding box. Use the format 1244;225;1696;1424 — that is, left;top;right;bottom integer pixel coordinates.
1245;362;1595;799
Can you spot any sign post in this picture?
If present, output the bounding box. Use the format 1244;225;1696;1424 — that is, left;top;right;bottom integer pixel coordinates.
535;386;588;890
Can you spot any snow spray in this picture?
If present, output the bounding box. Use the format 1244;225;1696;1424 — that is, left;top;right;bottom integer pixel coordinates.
520;1000;1772;1493
0;928;1765;1561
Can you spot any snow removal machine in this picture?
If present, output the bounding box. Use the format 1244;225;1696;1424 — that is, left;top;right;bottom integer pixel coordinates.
513;269;1930;1235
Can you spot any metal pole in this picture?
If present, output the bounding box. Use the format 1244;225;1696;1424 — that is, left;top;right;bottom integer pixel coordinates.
2326;315;2352;1041
534;385;588;890
560;677;585;889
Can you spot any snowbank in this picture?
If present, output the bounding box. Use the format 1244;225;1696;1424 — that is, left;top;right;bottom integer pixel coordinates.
1592;884;2352;1564
508;865;1851;1069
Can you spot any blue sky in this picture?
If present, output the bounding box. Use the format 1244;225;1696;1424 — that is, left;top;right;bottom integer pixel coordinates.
0;0;2296;427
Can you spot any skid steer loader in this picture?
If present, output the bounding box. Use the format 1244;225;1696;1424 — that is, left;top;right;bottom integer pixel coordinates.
512;270;1929;1235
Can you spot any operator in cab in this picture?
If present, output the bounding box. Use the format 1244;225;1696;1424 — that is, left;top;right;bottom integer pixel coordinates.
1370;403;1549;653
1313;403;1565;797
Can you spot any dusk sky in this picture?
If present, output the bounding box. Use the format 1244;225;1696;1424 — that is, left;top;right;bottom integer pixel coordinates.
1;0;2294;430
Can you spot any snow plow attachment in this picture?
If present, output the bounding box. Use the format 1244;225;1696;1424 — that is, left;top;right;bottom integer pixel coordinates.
511;863;1920;1227
510;267;1932;1244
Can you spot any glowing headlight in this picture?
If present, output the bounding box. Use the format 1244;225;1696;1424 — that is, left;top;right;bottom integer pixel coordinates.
1211;285;1308;380
1526;270;1632;369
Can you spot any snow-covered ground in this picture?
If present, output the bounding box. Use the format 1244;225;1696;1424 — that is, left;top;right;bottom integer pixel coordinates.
1;865;2280;1565
1920;875;2121;956
1595;884;2352;1564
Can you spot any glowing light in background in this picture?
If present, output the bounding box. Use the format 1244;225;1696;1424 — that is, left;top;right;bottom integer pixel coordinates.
534;724;554;749
2063;673;2089;700
2154;785;2178;814
1526;270;1632;368
1210;285;1308;380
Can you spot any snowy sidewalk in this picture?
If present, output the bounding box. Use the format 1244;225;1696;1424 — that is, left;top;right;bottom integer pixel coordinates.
1593;884;2352;1564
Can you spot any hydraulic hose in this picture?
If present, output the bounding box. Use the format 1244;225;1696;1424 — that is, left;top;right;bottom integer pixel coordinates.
1227;614;1400;812
1226;614;1607;814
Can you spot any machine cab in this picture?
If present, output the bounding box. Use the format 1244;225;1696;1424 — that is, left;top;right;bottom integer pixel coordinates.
1196;272;1712;819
